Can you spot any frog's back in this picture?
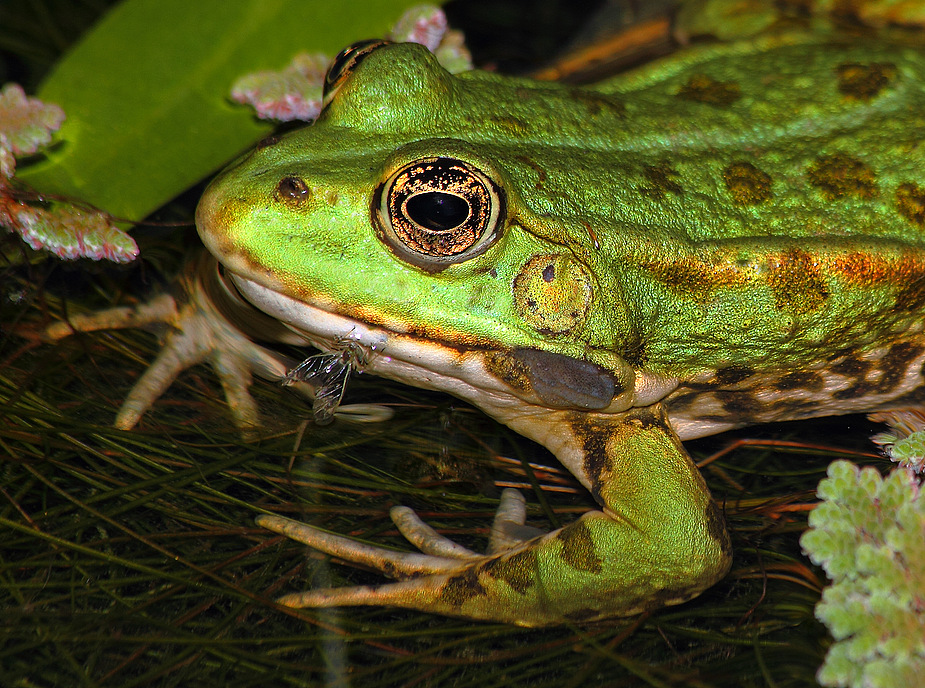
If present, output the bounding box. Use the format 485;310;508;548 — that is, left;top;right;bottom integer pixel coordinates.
576;32;923;248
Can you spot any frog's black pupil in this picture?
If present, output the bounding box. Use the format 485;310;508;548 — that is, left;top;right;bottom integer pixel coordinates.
406;192;470;231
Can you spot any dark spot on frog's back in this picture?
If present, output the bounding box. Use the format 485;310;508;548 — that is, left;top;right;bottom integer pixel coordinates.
806;153;877;200
767;248;829;315
723;161;772;205
638;163;683;200
676;74;741;106
486;114;531;137
567;87;625;118
895;183;925;225
639;257;747;304
836;62;896;101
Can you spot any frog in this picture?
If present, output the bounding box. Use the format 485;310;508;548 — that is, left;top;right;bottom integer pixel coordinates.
179;19;925;627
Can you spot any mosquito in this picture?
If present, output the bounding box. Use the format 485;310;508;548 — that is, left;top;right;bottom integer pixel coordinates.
282;335;372;425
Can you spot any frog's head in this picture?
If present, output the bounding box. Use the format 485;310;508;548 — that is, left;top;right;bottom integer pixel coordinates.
197;42;668;421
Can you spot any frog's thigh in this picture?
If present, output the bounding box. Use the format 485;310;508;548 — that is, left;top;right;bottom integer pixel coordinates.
259;405;731;626
555;405;733;617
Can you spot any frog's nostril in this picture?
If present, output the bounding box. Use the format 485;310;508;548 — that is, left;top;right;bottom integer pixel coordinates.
275;176;311;205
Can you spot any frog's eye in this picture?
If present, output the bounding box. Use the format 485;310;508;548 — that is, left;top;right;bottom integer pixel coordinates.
322;39;390;109
373;157;505;269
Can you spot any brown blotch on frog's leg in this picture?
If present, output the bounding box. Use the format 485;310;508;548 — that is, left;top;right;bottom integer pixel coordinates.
556;520;603;574
480;549;538;595
439;569;488;607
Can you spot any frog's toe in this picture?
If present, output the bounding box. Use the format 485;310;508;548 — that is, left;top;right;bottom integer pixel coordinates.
256;512;476;576
112;297;283;431
387;488;541;558
115;317;211;430
43;293;180;342
488;488;545;553
256;490;563;622
390;506;480;558
48;256;393;433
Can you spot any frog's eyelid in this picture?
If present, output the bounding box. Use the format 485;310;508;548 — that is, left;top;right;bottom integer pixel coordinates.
321;39;391;110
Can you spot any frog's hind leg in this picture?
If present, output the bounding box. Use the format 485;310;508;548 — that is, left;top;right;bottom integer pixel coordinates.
256;404;732;626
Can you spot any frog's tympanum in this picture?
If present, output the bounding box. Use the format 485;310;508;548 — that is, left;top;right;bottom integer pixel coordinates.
192;26;925;626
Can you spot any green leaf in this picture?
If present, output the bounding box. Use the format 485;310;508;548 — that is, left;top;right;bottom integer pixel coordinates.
17;0;430;221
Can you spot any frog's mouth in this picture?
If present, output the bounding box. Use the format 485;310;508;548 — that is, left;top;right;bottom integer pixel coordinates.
226;271;539;419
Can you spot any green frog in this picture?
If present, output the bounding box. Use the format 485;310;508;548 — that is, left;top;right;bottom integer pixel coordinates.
47;10;925;625
187;23;925;626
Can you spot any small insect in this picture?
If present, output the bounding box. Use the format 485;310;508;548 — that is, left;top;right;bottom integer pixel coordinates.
283;335;371;425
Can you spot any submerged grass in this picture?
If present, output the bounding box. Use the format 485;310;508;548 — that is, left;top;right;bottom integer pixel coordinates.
0;254;893;687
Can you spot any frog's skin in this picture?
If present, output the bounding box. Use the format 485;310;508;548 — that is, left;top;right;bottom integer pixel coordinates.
201;26;925;625
194;31;925;625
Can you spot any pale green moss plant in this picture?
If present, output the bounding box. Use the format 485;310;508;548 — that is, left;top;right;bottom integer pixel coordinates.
801;458;925;687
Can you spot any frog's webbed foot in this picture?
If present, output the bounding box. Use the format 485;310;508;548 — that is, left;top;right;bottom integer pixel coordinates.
45;255;290;432
110;290;279;432
45;254;390;432
256;488;546;611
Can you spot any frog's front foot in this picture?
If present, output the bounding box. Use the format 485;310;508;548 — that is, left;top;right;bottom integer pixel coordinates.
45;253;301;432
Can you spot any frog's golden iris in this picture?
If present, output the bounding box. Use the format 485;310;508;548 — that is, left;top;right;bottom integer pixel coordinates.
373;156;505;268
